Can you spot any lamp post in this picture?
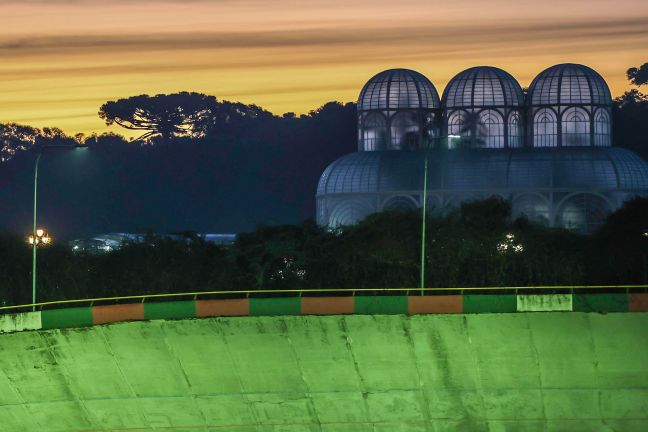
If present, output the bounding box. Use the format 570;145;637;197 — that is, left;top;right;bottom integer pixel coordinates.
420;154;428;292
642;230;648;285
31;143;86;310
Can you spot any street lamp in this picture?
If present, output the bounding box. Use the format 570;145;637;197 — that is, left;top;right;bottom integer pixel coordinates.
641;229;648;284
31;143;86;310
28;228;52;246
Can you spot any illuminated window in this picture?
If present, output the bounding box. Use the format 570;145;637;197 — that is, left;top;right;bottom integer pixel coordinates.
361;113;387;151
594;109;610;147
390;111;419;150
478;109;504;148
562;107;590;147
533;108;557;147
508;111;523;148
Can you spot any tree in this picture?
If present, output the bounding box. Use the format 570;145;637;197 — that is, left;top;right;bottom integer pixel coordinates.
615;89;648;108
0;123;39;162
627;63;648;87
613;63;648;159
458;112;488;148
98;92;217;144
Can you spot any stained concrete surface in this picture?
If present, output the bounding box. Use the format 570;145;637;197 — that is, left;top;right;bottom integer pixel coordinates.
0;312;647;431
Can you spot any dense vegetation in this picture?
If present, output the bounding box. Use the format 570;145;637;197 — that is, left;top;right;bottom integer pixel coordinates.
1;197;647;306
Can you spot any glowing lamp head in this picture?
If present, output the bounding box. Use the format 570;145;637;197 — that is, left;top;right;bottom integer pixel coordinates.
36;228;44;237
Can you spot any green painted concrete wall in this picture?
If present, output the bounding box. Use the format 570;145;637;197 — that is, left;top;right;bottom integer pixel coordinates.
0;312;646;431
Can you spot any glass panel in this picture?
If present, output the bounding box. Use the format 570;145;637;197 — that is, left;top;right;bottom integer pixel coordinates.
562;107;590;147
383;196;418;211
533;108;557;147
513;194;550;225
361;113;387;151
390;111;419;150
594;109;610;147
447;110;468;148
478;109;504;148
508;111;523;148
557;194;609;233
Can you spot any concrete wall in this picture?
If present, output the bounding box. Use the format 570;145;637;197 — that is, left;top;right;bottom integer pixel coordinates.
0;312;647;431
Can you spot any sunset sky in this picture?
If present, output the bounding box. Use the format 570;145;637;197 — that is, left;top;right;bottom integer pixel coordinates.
1;0;648;137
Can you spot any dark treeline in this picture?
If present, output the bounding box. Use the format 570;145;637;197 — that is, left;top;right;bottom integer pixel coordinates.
0;100;356;237
1;197;647;306
1;89;648;238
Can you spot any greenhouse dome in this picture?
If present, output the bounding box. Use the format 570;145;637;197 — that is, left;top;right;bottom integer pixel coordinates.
442;66;525;148
357;69;441;152
528;63;612;148
316;63;648;234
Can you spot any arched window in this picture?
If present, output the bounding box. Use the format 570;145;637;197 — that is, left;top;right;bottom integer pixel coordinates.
557;194;610;233
533;108;557;147
478;109;504;148
512;194;549;225
382;195;418;211
329;200;374;228
361;113;387;151
508;111;523;148
594;109;610;147
390;111;419;150
562;107;590;147
447;110;468;149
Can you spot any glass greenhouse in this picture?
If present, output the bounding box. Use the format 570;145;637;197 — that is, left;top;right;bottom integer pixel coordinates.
317;64;648;233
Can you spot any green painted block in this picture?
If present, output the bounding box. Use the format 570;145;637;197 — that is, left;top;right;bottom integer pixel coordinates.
354;296;408;314
144;301;196;320
41;307;93;330
573;294;629;312
249;297;301;316
463;295;516;313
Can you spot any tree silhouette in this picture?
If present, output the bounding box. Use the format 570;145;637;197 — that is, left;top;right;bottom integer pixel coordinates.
99;92;217;144
0;123;39;162
627;62;648;87
458;111;488;147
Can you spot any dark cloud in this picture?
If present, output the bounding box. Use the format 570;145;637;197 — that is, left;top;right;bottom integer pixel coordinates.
1;16;647;57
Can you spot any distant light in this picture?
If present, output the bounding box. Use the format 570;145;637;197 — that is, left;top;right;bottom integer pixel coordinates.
28;228;52;247
497;232;524;254
448;135;461;139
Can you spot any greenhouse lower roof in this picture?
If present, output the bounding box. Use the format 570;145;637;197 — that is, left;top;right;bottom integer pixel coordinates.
317;147;648;195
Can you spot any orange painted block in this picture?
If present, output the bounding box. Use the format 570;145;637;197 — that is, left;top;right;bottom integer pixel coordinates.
93;303;144;325
301;297;355;315
408;296;462;314
629;293;648;312
196;299;249;317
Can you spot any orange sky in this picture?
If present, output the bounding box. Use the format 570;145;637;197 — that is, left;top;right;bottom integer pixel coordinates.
1;0;648;137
